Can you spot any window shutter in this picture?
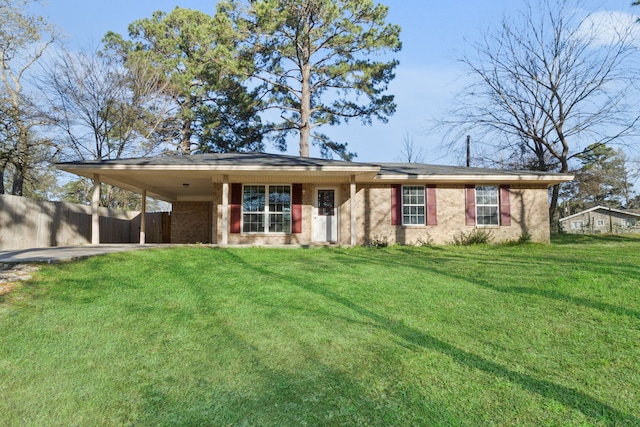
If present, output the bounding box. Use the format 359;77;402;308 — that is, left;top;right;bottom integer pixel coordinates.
391;184;402;225
230;183;242;234
500;186;511;226
465;186;476;226
292;184;303;234
426;185;438;226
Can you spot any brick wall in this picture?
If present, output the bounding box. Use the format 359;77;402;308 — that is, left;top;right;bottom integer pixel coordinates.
170;183;553;246
347;184;551;245
170;201;212;244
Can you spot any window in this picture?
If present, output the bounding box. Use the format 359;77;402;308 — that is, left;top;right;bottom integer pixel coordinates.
242;185;291;233
622;218;637;228
402;186;425;225
571;221;584;230
476;186;499;225
596;219;605;227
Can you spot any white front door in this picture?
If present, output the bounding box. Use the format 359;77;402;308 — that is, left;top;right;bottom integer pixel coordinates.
314;188;338;243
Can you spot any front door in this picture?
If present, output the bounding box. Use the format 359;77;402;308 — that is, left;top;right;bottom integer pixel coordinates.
314;188;338;243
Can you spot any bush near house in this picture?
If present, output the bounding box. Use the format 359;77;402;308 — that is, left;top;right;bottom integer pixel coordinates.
1;235;639;426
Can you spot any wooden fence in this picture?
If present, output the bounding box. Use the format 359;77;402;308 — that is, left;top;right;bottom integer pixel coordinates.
0;194;170;251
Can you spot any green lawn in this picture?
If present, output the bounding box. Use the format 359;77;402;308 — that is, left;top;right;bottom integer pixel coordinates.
1;235;639;426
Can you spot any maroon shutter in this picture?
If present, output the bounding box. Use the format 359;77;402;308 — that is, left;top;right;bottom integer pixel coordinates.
230;183;242;234
465;186;476;226
426;185;438;226
292;184;303;234
391;184;402;225
500;185;511;226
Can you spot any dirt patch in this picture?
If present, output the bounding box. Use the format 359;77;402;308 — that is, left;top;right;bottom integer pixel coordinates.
0;264;39;296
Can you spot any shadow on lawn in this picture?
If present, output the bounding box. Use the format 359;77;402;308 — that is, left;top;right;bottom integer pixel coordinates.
222;250;638;426
341;248;640;321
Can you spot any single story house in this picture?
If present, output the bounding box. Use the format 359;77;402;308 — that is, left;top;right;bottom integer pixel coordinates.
57;152;573;245
559;205;640;234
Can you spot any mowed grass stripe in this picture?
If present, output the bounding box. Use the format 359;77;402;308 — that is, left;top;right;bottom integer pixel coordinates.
0;236;638;426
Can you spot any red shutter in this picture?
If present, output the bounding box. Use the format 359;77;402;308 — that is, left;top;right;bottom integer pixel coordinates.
426;185;438;226
500;186;511;226
465;186;476;226
391;184;402;225
292;184;303;234
230;183;242;234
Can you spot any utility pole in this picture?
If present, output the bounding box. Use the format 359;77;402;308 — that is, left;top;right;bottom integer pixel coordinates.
466;135;471;167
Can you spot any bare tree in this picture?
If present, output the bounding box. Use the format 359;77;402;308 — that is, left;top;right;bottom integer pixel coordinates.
38;47;173;208
39;47;172;162
398;133;425;163
439;0;639;222
0;0;56;195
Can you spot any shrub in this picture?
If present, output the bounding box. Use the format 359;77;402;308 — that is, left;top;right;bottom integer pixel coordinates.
413;233;434;246
368;235;390;248
450;228;493;246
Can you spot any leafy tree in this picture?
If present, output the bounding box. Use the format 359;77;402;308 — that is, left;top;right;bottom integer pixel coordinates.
570;143;631;208
216;0;401;159
0;0;56;195
439;0;639;223
103;7;264;155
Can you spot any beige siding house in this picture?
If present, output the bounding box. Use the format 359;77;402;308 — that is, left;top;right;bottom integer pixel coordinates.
58;153;572;245
559;206;640;234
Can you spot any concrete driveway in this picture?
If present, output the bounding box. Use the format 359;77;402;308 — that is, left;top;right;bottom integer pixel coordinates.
0;244;168;264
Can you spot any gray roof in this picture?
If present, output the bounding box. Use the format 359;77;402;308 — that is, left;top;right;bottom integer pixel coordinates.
559;205;640;222
57;152;365;169
58;152;566;177
373;162;559;177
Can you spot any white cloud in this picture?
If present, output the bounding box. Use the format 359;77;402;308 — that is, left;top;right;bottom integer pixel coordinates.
578;10;640;47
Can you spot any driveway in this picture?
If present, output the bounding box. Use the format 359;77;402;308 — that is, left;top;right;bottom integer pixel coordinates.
0;244;168;264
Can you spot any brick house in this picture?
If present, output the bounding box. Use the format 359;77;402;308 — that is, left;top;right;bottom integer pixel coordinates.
58;152;572;245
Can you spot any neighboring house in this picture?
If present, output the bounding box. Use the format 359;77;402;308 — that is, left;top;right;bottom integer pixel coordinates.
57;152;572;245
559;206;640;234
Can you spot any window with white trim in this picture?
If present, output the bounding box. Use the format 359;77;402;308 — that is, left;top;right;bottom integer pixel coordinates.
242;185;291;233
476;186;499;225
596;219;605;227
402;186;425;225
571;221;584;230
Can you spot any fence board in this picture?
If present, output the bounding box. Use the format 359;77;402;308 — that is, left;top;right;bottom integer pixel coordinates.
0;194;169;250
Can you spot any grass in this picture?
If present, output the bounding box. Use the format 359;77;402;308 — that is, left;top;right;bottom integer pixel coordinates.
0;235;639;426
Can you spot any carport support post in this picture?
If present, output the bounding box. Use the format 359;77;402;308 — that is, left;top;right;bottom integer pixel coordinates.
91;174;100;245
350;175;357;246
139;190;147;244
222;175;229;245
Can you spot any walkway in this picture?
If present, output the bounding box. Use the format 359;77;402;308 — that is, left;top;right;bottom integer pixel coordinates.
0;244;168;264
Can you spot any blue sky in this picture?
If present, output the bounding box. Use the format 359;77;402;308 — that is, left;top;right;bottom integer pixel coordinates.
33;0;639;163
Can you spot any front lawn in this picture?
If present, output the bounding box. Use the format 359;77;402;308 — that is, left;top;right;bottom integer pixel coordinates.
1;236;639;426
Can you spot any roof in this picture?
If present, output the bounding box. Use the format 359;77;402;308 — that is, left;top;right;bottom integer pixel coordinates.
57;152;573;202
373;162;567;183
559;205;640;222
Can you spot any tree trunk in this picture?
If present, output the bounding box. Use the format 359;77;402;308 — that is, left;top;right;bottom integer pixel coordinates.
0;161;6;194
11;167;24;196
180;118;192;155
549;184;560;232
299;53;311;158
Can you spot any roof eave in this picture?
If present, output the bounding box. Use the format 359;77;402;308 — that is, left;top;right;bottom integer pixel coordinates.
373;174;574;185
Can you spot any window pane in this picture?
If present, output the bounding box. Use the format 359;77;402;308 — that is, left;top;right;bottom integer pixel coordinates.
475;186;499;225
243;186;265;212
402;186;425;225
243;213;264;233
268;185;291;233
